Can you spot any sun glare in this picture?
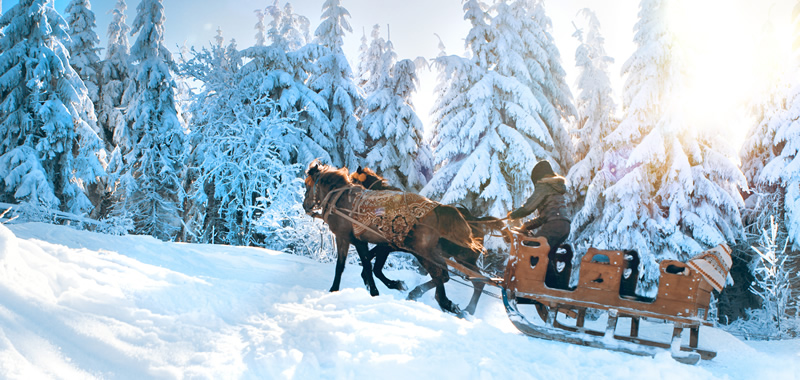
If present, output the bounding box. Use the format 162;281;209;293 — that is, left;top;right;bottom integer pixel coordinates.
669;0;795;150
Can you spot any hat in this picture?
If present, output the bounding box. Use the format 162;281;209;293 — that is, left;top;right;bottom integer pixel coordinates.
530;160;555;183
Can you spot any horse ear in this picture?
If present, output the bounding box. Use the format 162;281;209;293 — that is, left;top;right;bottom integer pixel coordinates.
357;165;363;173
307;159;322;177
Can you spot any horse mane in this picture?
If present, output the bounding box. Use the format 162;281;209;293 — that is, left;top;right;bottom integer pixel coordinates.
354;166;401;191
306;159;324;177
308;160;354;189
358;166;380;178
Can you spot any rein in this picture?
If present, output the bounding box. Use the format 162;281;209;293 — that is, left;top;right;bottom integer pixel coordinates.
319;186;348;223
466;216;510;225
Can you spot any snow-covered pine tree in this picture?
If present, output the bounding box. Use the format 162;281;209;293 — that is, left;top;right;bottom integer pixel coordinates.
359;24;388;96
254;8;267;47
362;56;432;191
174;42;194;128
0;0;104;215
89;0;131;220
741;85;786;234
740;2;800;253
239;7;330;166
356;27;368;88
113;0;186;241
566;8;619;246
310;0;364;169
197;99;301;246
275;2;311;51
738;1;800;315
65;0;107;215
181;28;240;242
424;37;474;201
183;28;306;246
98;0;131;155
65;0;102;108
519;0;578;170
585;0;745;292
740;8;788;239
267;1;311;52
423;0;575;222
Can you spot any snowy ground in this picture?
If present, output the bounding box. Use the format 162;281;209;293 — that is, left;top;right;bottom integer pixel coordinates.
0;222;798;379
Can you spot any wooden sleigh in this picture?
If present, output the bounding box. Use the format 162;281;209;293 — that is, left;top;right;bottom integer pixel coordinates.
449;230;730;364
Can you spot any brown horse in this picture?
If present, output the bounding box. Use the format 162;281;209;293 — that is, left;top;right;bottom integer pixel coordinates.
351;166;506;315
303;161;485;315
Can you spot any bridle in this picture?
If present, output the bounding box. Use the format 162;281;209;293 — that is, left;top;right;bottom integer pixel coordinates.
305;174;353;223
305;175;322;213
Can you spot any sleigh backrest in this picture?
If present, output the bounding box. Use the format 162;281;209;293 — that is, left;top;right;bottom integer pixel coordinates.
578;248;624;292
654;260;714;319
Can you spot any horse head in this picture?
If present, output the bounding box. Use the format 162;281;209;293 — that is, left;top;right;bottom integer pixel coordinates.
303;159;353;215
303;159;325;214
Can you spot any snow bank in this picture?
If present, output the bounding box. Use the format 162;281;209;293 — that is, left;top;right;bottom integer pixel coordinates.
0;223;797;379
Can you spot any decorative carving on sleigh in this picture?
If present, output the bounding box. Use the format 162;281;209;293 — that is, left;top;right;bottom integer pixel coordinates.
352;191;438;247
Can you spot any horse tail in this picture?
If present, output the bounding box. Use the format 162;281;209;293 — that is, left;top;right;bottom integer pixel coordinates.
455;206;505;235
435;205;484;255
471;216;505;232
438;239;482;272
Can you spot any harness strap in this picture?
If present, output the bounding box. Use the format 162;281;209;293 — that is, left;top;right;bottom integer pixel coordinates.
321;187;345;223
330;208;390;244
319;186;392;245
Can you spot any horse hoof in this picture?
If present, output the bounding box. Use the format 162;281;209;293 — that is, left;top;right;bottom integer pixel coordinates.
407;289;423;301
440;301;463;317
389;280;407;291
448;305;466;318
369;287;380;297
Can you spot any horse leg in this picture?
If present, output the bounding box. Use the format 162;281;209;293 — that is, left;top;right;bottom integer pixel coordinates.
431;268;463;316
354;240;379;297
408;279;436;300
464;281;485;315
371;245;407;291
329;236;350;292
410;274;484;315
412;258;461;315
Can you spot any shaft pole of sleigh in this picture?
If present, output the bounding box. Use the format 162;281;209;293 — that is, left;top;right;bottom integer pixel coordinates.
448;228;730;365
